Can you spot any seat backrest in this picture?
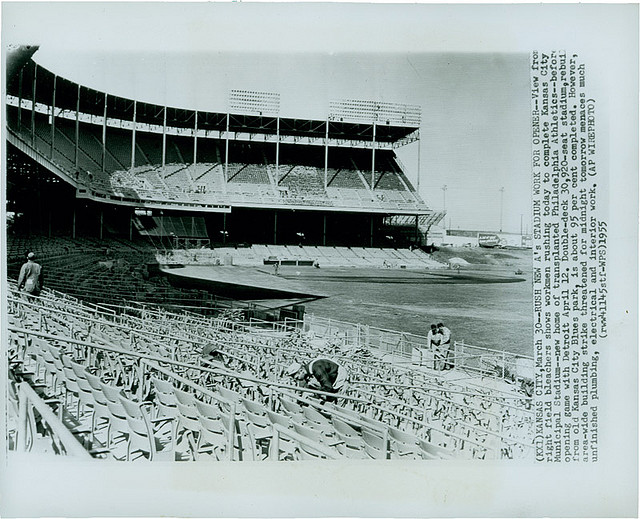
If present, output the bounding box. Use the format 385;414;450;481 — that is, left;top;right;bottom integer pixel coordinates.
418;438;454;459
242;398;267;416
363;441;384;459
297;442;327;460
266;410;291;429
119;395;145;420
174;387;196;406
331;416;359;438
280;398;304;416
70;360;88;379
195;399;222;420
361;428;385;450
198;415;225;435
101;382;125;404
293;422;323;443
303;405;331;425
176;401;200;432
156;389;178;407
217;385;243;404
84;371;103;391
75;372;94;394
245;408;270;428
389;427;419;445
152;376;175;395
105;397;127;422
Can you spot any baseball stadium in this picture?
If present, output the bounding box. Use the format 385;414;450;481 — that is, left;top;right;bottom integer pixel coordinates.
5;45;534;461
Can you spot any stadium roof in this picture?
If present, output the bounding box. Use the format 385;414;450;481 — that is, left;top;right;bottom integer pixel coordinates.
7;57;420;145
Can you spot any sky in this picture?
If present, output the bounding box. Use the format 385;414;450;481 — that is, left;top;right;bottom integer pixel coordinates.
4;3;539;234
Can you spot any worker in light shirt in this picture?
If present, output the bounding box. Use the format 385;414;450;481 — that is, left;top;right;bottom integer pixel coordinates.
438;322;454;370
425;324;438;368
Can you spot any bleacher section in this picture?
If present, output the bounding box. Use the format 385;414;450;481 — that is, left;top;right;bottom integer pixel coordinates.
6;236;259;315
7;101;428;212
7;282;533;461
184;244;446;269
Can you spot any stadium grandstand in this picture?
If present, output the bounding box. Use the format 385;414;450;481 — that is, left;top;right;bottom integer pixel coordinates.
5;45;534;461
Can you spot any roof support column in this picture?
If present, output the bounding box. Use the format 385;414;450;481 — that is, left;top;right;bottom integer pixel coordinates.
50;75;57;160
17;69;23;131
323;214;327;246
75;84;80;171
273;211;278;245
371;121;377;191
31;64;37;147
324;118;329;189
131;100;137;170
222;213;227;245
102;94;107;174
224;112;230;182
162;106;167;168
275;116;280;186
416;130;421;192
193;110;198;166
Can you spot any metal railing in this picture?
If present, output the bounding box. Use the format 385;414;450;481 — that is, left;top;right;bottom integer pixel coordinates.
302;314;534;382
15;382;93;458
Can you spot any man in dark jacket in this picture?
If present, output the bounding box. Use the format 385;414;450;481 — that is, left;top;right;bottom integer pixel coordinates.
286;358;348;401
17;252;43;296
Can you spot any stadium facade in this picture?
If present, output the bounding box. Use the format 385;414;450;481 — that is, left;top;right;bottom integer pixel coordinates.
6;46;444;249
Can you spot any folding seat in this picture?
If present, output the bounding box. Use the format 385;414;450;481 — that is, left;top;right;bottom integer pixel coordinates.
100;381;127;405
279;397;305;421
302;406;334;436
388;427;422;460
239;399;274;460
100;390;131;456
331;417;368;459
216;385;244;406
331;416;362;439
266;409;293;430
71;363;109;444
361;428;388;459
219;410;247;461
171;393;207;460
119;395;175;461
6;376;29;451
196;415;229;461
241;397;268;417
31;339;60;393
418;438;455;460
291;425;341;460
60;354;84;418
174;387;197;407
292;422;342;450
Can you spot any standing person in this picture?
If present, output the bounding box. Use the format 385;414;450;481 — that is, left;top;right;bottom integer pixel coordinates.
425;324;438;368
286;358;348;402
438;322;454;369
17;252;43;297
430;325;443;370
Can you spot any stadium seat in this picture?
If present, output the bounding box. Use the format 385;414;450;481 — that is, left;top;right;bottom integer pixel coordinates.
388;427;422;460
196;415;228;460
119;395;175;461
